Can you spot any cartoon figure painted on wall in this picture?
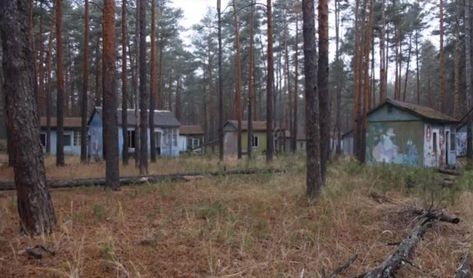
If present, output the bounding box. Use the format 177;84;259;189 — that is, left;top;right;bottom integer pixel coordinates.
372;128;399;163
371;127;418;166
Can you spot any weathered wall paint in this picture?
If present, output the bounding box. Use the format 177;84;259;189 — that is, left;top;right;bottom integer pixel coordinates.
423;124;456;168
366;121;424;167
368;104;421;122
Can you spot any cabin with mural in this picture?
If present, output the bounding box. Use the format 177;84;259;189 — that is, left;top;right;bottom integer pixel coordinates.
365;99;458;169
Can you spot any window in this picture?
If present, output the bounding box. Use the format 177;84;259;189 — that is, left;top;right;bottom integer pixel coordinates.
40;132;46;148
192;138;200;148
251;135;259;147
433;132;437;152
64;133;72;146
451;132;456;151
173;129;178;147
127;130;136;149
73;131;80;146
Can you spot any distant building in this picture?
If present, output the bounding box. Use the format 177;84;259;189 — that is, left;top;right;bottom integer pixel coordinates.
223;120;268;156
178;125;204;153
88;107;181;159
39;117;83;156
341;129;354;156
364;99;458;168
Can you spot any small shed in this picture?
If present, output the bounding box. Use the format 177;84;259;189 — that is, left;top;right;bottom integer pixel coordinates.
223;120;267;155
179;125;204;153
341;130;354;156
366;99;458;168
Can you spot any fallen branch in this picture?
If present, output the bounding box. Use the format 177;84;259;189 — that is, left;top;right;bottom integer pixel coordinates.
357;209;460;278
437;168;461;176
328;255;358;278
455;253;472;278
0;168;285;191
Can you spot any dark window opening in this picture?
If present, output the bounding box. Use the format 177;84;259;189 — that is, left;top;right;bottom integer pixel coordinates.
40;133;46;148
433;132;437;152
127;130;136;149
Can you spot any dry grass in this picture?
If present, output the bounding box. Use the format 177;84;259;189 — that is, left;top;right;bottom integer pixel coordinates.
0;156;471;277
0;154;279;182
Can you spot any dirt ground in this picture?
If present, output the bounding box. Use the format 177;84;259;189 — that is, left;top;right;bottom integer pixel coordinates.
0;158;471;277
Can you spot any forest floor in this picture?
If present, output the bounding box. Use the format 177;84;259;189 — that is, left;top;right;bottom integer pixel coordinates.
0;156;472;277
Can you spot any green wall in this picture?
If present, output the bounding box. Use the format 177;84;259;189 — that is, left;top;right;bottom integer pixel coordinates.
241;131;267;154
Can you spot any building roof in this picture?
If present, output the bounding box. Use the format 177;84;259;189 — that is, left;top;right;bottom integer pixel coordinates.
180;125;204;135
225;120;268;131
40;117;82;128
92;107;180;128
368;98;459;123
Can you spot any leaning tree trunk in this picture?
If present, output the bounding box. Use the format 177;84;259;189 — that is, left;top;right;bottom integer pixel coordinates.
102;0;120;190
80;0;89;163
302;0;323;199
139;0;149;174
0;0;56;235
55;0;65;166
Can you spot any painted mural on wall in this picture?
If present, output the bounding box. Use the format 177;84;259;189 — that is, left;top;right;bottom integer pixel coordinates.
456;131;467;156
367;122;423;166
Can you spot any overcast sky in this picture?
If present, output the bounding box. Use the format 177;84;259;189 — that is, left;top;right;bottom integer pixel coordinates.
171;0;214;30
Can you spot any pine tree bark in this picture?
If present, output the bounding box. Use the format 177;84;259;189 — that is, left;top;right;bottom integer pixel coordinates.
121;0;129;165
80;0;89;163
102;0;120;190
293;17;299;154
139;0;149;174
415;30;420;104
45;20;53;154
334;0;342;155
439;0;446;112
232;0;242;159
133;0;140;167
0;0;56;235
150;0;157;163
302;0;323;199
55;0;65;166
379;0;386;101
217;0;224;161
318;0;329;180
266;0;274;162
465;1;473;164
247;0;255;160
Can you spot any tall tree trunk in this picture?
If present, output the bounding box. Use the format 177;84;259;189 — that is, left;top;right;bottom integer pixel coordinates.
121;0;129;165
292;17;299;154
46;21;54;154
247;0;255;160
318;0;329;180
415;31;420;104
403;34;412;102
0;0;56;235
94;38;102;107
217;0;224;161
453;0;462;118
335;0;342;155
103;0;120;190
139;0;148;174
175;76;181;120
134;0;140;167
439;0;446;112
55;0;65;166
302;0;323;199
465;0;473;164
232;0;242;159
80;0;89;163
379;0;386;101
266;0;274;162
149;0;157;162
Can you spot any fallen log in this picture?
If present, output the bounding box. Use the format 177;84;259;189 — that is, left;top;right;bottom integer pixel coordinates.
455;253;472;278
328;255;358;278
0;168;285;191
437;168;461;176
357;209;460;278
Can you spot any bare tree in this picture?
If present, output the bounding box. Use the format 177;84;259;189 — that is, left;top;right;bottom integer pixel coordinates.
0;0;56;235
465;0;473;164
232;0;242;159
150;0;157;162
318;0;329;180
217;0;224;161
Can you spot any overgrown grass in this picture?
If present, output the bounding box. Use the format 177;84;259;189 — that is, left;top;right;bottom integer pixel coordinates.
0;157;471;277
